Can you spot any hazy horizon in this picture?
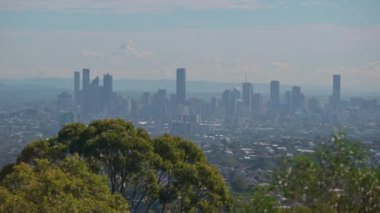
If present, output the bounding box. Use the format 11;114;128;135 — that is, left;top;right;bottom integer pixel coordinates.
1;0;380;91
1;76;380;97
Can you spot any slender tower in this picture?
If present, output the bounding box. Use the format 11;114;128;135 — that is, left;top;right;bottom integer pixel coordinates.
242;82;253;115
333;74;341;102
103;73;113;104
82;68;90;92
74;71;80;105
176;68;186;105
270;80;280;110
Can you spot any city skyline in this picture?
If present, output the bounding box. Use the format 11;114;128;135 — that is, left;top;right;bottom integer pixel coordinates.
1;2;380;211
0;1;379;91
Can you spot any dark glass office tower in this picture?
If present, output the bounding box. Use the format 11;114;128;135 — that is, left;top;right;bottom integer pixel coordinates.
82;68;90;91
291;86;301;112
103;74;113;96
242;82;253;115
74;71;80;105
176;68;186;105
270;80;280;110
333;74;341;103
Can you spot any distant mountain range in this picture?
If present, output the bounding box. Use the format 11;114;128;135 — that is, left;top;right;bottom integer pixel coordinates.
0;78;378;98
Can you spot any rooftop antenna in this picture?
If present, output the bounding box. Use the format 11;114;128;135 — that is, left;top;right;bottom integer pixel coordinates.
245;73;247;82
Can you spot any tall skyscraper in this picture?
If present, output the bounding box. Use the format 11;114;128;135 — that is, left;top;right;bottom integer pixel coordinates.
270;80;280;110
103;73;113;104
222;89;233;116
82;68;90;91
284;91;292;111
74;71;80;105
232;87;241;116
291;86;302;112
333;74;341;103
176;68;186;105
80;68;90;118
153;89;169;121
89;76;100;112
242;82;253;115
252;93;262;113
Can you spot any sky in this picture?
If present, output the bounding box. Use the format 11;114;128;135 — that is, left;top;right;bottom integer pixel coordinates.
0;0;380;91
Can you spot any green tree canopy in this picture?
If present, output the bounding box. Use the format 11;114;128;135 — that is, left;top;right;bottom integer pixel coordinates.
0;155;129;213
2;119;232;213
273;134;380;212
153;134;232;212
235;134;380;213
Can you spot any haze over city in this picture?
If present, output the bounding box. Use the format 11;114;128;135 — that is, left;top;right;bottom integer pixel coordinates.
0;0;380;92
1;1;380;212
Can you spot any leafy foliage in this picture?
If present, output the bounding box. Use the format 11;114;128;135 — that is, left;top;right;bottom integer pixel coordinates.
274;134;380;212
154;134;232;212
1;119;232;213
234;185;278;213
234;134;380;213
3;120;380;213
0;155;129;212
82;119;158;211
16;138;66;164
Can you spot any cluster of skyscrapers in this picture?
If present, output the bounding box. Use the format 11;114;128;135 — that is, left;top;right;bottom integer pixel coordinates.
222;80;302;122
68;69;114;121
137;68;199;135
57;67;345;135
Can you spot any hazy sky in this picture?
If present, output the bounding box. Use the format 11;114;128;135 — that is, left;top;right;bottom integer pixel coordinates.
0;0;379;91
